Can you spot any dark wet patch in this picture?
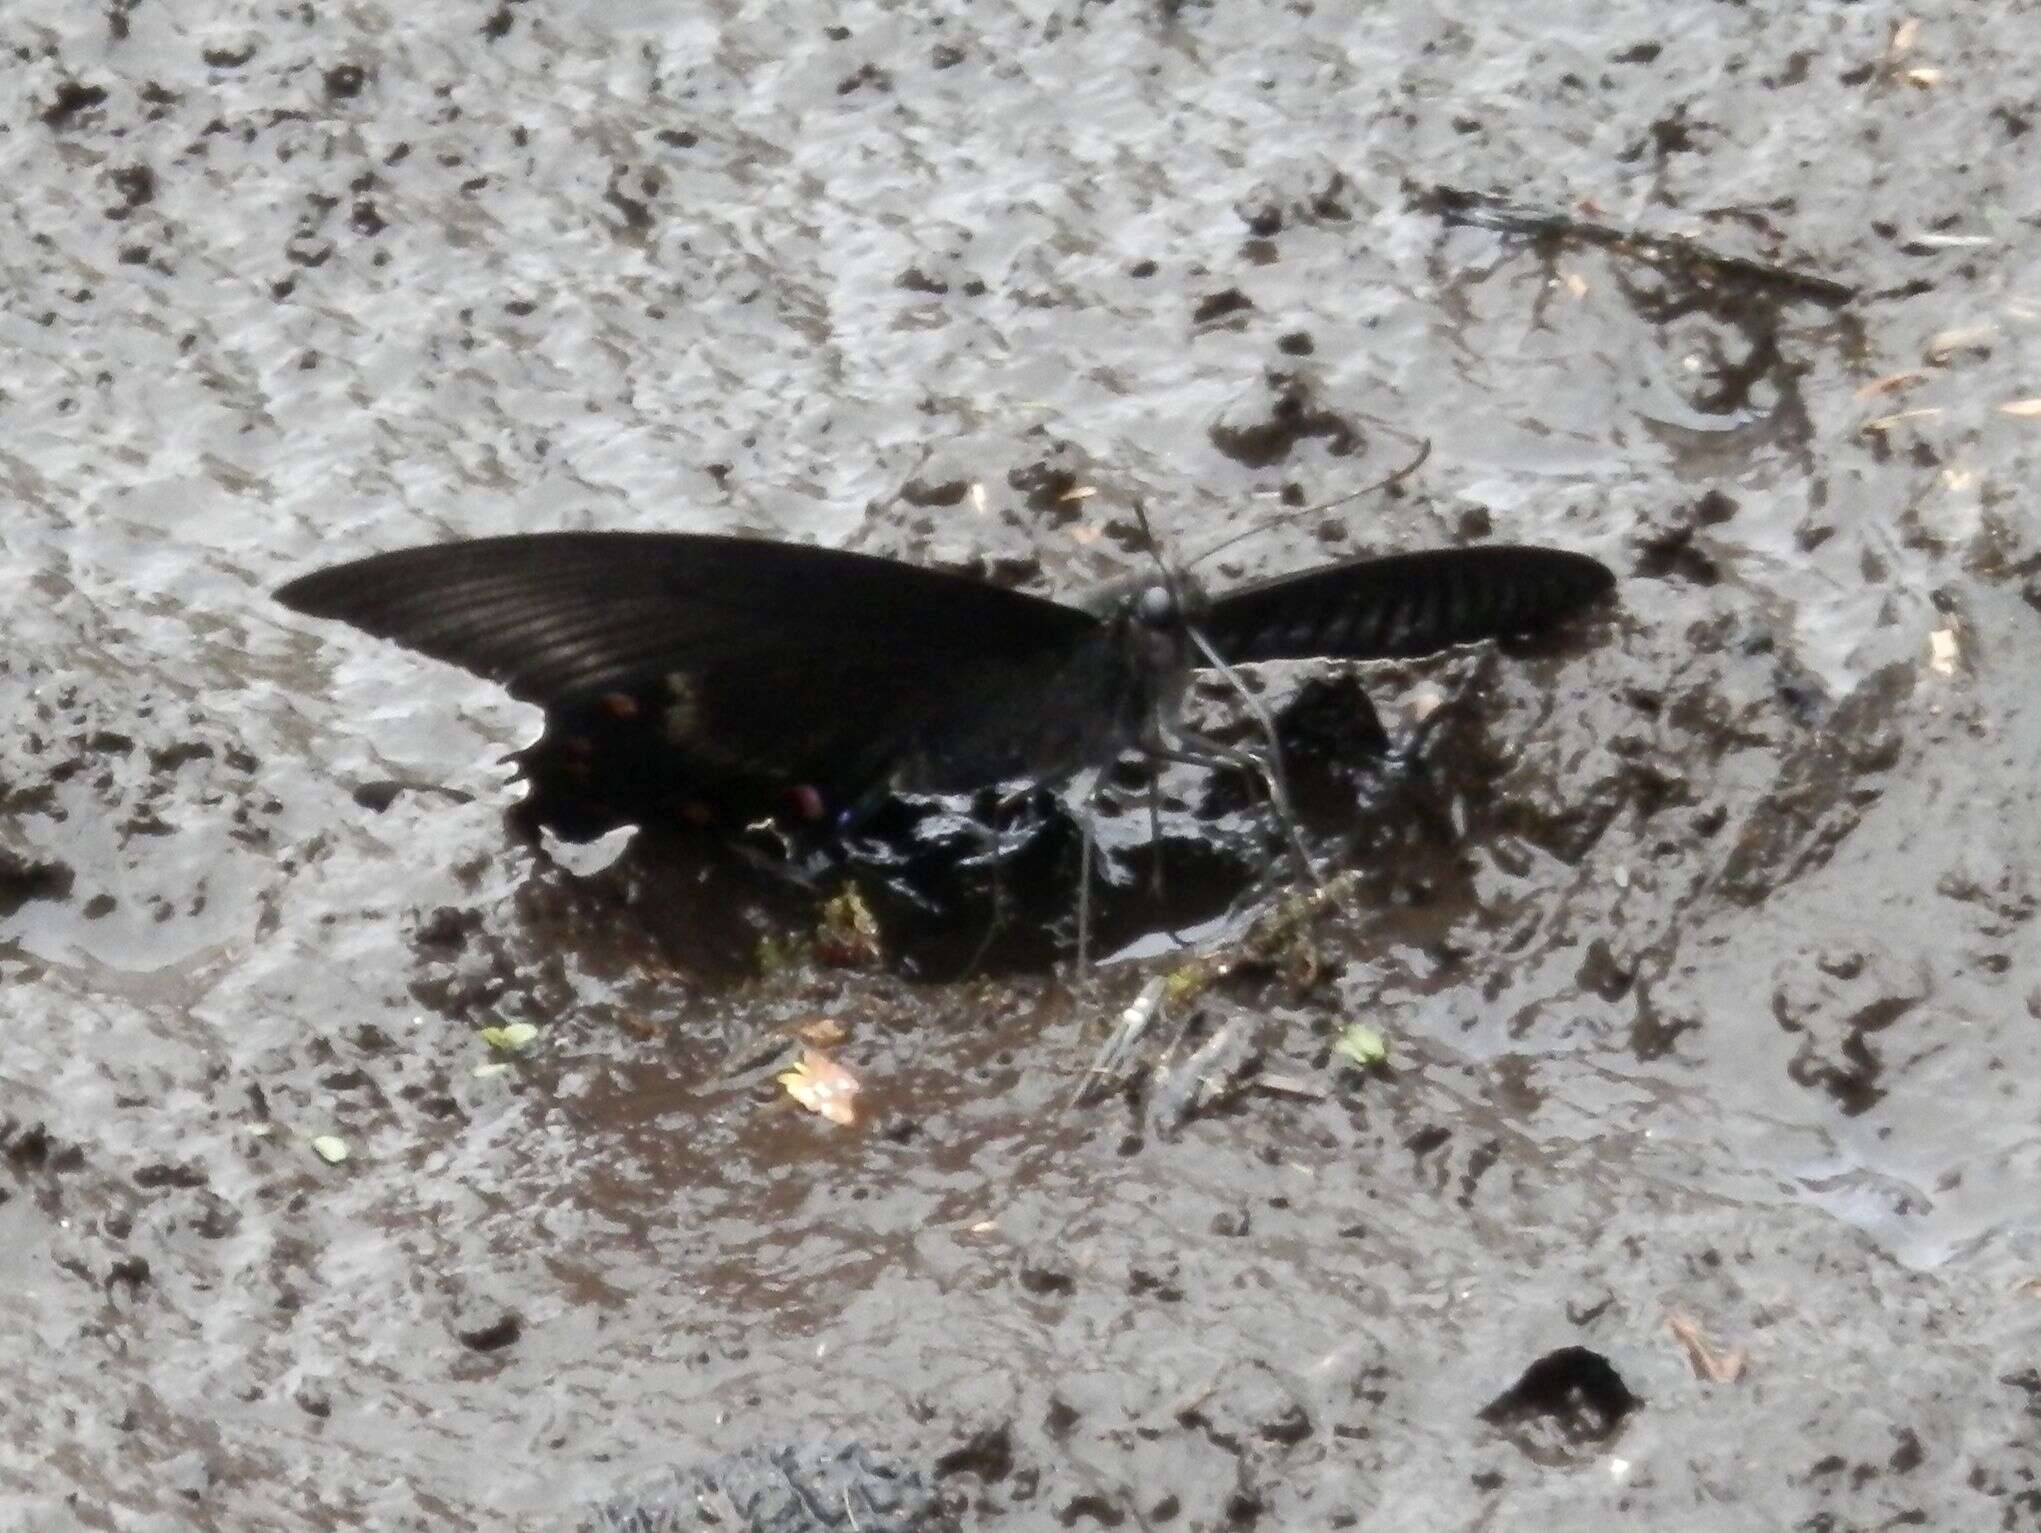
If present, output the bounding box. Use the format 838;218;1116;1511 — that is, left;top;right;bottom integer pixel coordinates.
1209;373;1362;469
1478;1347;1641;1465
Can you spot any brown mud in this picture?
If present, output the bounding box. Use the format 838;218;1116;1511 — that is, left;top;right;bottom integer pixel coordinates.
4;2;2040;1528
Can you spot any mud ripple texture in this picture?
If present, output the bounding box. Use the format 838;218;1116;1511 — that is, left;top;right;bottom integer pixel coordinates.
3;2;2039;1528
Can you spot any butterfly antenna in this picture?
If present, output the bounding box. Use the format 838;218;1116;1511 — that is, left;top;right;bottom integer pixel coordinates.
1127;496;1193;598
1185;436;1432;573
1128;497;1161;560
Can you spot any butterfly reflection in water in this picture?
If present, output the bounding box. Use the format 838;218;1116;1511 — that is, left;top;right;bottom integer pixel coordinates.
276;523;1613;965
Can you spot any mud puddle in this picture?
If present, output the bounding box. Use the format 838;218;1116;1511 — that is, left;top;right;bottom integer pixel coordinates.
5;2;2040;1528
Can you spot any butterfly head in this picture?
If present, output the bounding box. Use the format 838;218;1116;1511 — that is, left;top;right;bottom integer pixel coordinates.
1082;564;1211;710
1134;581;1178;629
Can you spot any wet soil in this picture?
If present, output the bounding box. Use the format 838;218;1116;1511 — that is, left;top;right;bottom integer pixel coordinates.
5;2;2041;1528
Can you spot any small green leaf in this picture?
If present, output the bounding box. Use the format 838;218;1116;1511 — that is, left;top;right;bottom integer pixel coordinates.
479;1022;540;1053
309;1134;350;1165
1332;1022;1388;1069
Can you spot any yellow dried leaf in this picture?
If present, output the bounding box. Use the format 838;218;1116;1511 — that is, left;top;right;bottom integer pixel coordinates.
1889;17;1921;54
1058;485;1099;502
778;1049;862;1126
1904;67;1943;87
1999;398;2041;418
1561;272;1588;298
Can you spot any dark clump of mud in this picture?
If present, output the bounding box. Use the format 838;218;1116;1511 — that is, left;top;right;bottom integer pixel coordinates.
6;3;2041;1530
513;665;1448;982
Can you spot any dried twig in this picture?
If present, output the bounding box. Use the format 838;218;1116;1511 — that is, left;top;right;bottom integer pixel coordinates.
1425;186;1857;306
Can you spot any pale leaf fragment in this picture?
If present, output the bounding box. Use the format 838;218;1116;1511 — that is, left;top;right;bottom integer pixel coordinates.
778;1049;862;1126
479;1022;539;1053
1860;408;1943;435
1853;371;1927;399
1332;1022;1388;1069
798;1017;849;1047
1999;398;2041;418
1928;628;1959;676
1406;682;1448;724
1667;1312;1747;1383
1925;325;1994;363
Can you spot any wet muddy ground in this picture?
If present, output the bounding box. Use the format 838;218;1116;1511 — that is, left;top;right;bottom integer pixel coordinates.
5;2;2040;1528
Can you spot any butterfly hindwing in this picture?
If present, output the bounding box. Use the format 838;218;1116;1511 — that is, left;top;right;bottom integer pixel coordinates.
1202;545;1613;664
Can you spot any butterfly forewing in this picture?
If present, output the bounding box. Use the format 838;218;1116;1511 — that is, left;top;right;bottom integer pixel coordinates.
1201;545;1613;664
277;532;1106;812
276;533;1097;705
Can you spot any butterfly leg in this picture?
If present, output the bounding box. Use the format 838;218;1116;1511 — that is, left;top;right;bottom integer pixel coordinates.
1182;629;1319;888
965;858;1011;978
1069;765;1128;974
962;783;1067;975
1152;734;1320;893
1146;763;1167;899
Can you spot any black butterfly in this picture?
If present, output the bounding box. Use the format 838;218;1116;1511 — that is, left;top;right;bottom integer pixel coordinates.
274;530;1614;862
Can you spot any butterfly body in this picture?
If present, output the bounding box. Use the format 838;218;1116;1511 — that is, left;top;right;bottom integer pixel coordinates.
510;573;1204;841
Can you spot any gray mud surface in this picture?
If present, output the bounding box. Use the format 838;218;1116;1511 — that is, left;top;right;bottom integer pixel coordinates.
6;2;2040;1528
